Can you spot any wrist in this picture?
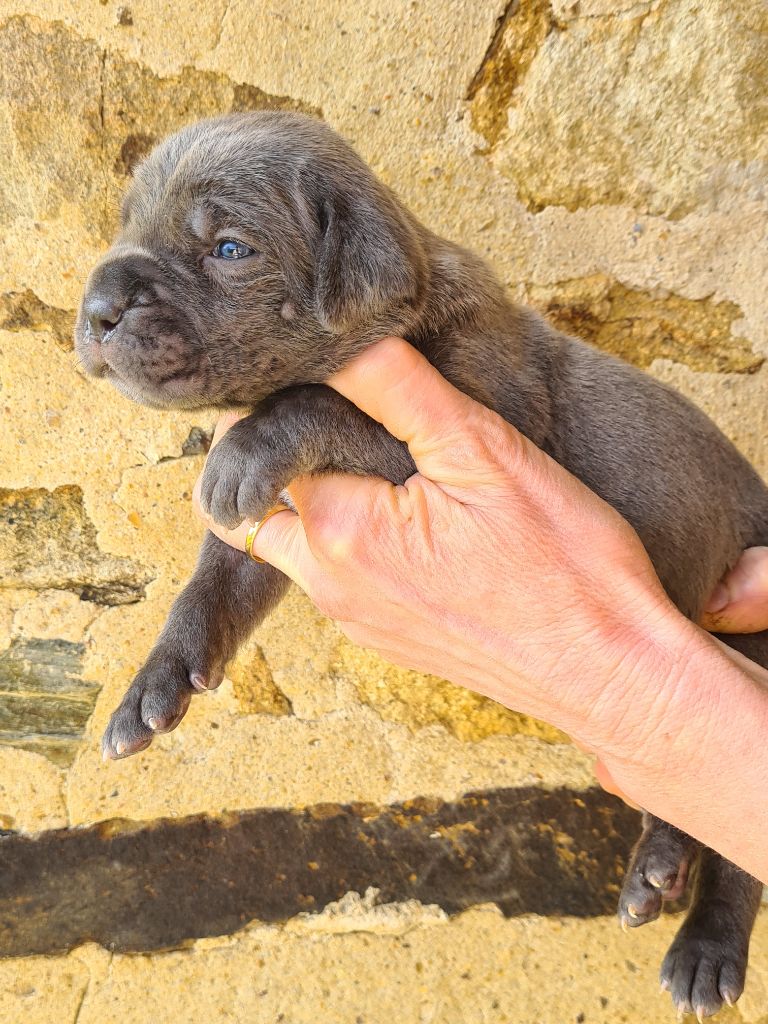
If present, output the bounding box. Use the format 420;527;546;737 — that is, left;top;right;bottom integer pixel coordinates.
588;610;763;816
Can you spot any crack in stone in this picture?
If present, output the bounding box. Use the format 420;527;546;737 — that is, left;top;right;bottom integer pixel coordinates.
465;0;555;153
466;0;519;102
212;0;233;51
0;485;152;605
0;290;75;350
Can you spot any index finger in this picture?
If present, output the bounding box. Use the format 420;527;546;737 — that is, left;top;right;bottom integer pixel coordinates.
327;337;530;487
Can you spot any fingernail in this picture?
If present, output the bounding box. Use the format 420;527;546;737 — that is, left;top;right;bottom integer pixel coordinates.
704;582;729;613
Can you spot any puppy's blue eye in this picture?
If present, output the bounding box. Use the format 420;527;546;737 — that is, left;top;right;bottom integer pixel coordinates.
212;239;255;260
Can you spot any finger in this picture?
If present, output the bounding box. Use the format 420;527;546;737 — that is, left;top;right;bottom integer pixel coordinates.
593;759;640;810
209;409;249;448
327;337;529;486
249;506;314;589
700;546;768;634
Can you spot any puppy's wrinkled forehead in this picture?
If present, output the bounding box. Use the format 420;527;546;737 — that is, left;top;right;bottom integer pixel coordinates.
120;112;328;246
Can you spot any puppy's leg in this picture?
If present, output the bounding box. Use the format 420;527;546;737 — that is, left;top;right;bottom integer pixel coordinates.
101;531;289;759
660;850;762;1018
198;384;416;529
619;814;701;928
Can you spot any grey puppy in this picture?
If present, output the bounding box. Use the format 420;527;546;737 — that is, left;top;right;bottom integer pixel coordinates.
75;112;767;1018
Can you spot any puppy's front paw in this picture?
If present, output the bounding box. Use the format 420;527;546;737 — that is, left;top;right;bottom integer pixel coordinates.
660;921;747;1018
101;648;223;760
199;428;283;530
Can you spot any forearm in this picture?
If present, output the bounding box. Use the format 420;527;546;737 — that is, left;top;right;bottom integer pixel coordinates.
437;594;768;882
583;618;768;882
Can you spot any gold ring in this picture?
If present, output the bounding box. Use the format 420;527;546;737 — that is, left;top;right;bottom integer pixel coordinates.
245;504;291;563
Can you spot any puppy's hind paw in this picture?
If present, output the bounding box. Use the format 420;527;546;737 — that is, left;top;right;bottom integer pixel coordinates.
661;930;747;1019
619;821;698;929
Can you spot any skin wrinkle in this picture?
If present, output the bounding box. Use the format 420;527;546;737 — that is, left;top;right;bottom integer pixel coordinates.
74;111;768;1017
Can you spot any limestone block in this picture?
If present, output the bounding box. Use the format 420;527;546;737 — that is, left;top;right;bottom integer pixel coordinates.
474;0;768;219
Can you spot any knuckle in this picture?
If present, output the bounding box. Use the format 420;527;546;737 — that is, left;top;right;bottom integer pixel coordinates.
313;516;362;564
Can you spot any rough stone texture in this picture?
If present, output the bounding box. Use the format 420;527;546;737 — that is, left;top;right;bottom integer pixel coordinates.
0;1;766;1019
477;0;768;219
0;291;74;351
333;639;566;743
0;637;99;766
0;485;150;604
1;911;767;1024
528;275;764;375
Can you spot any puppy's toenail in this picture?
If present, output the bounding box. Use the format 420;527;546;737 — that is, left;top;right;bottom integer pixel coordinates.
190;673;209;692
627;904;639;918
621;918;629;933
148;717;160;731
116;741;126;755
648;873;664;889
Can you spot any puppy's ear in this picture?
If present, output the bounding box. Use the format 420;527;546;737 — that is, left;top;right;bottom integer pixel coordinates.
313;183;425;334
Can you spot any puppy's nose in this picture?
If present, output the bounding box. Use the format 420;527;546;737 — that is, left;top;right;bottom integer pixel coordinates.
84;293;125;341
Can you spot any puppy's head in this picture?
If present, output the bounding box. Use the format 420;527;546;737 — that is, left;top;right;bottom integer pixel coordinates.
75;112;427;409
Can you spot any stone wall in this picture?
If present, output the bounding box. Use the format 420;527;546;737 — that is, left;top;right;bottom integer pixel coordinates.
0;2;766;1021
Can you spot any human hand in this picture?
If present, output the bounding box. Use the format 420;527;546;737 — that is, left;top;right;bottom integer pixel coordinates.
197;339;689;763
194;340;768;801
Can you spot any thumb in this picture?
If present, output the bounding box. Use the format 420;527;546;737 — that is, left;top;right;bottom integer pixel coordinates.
248;506;312;587
700;546;768;634
328;337;529;489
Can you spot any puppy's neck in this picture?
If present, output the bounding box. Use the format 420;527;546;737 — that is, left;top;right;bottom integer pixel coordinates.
412;229;508;344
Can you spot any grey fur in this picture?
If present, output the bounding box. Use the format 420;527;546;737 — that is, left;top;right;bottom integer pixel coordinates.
75;111;767;1016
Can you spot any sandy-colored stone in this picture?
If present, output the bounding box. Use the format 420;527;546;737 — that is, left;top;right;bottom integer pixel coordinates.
255;586;357;719
0;2;766;1017
333;638;566;743
226;635;292;717
0;745;67;830
12;588;102;642
65;700;398;826
2;908;763;1024
286;886;449;936
0;289;73;349
529;274;763;375
481;0;768;219
0;484;150;603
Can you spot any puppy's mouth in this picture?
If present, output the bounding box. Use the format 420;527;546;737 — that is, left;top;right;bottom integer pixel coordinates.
102;364;209;410
75;318;211;411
